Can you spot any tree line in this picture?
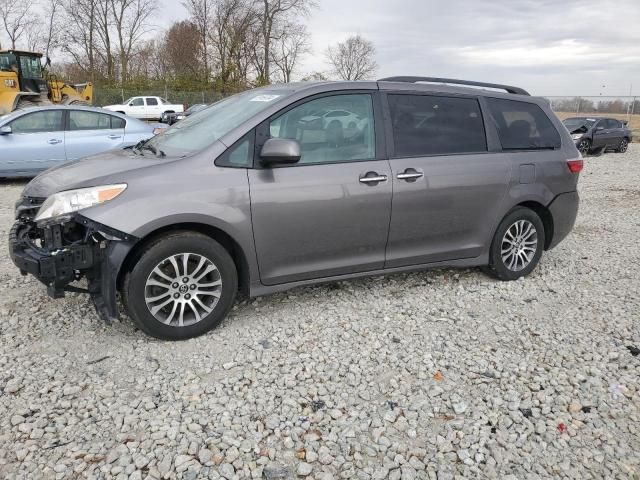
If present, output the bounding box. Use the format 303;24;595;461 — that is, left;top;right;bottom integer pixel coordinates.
0;0;379;93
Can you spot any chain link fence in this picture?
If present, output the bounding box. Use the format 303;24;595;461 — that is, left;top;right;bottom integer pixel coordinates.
93;88;227;108
547;96;639;140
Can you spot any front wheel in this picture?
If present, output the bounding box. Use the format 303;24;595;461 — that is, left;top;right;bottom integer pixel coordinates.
485;207;545;281
577;138;591;155
123;232;238;340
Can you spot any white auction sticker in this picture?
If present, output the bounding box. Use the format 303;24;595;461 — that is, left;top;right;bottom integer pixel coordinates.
250;94;281;102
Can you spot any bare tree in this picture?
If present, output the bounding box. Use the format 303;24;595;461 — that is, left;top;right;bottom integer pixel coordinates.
210;0;256;89
62;0;99;81
0;0;35;49
271;22;309;83
255;0;316;84
111;0;158;83
326;34;377;81
182;0;215;82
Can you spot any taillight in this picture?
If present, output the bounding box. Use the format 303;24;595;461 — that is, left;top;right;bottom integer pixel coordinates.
567;159;583;173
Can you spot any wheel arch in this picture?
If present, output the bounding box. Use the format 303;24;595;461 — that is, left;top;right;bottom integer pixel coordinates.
516;200;554;250
117;222;251;297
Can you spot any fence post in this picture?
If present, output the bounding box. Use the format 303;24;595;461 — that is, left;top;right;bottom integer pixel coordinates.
575;98;580;115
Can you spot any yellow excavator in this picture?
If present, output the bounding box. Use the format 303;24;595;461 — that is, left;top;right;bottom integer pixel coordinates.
0;50;93;115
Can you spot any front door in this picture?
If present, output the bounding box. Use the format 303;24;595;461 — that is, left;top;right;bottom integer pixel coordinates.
248;92;392;285
384;93;509;267
0;110;65;176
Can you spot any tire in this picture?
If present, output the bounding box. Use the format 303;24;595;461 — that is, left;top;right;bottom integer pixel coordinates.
577;138;591;155
123;232;237;340
616;137;629;153
485;207;545;281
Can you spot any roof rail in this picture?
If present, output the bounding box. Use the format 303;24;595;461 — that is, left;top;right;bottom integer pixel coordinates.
378;76;530;96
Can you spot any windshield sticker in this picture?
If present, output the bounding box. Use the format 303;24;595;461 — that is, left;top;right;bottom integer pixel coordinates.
250;94;281;102
586;118;596;121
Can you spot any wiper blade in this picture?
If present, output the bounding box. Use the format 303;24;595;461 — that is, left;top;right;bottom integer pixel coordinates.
132;139;146;155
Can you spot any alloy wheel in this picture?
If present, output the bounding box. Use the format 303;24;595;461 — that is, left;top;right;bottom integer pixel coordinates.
144;253;222;326
619;138;628;153
501;220;538;272
577;139;590;155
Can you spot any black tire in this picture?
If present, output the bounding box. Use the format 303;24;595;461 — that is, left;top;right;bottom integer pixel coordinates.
577;138;591;155
123;232;237;340
485;207;545;281
616;137;629;153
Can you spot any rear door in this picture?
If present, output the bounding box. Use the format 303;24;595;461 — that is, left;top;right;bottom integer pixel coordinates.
248;92;392;285
383;93;509;267
145;97;162;119
0;110;65;175
65;110;126;160
605;118;624;145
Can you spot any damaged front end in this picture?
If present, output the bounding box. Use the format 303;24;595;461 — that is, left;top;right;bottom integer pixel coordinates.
9;196;137;322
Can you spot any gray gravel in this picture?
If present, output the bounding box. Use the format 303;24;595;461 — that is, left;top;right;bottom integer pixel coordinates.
1;146;639;480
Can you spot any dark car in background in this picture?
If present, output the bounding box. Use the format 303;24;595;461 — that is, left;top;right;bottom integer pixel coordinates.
161;103;208;125
563;117;632;155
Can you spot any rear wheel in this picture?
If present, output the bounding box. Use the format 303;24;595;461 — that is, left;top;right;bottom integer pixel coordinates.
123;232;237;340
616;137;629;153
485;207;545;281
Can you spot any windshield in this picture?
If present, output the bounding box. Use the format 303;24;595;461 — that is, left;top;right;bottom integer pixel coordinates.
144;89;291;157
18;55;43;79
563;118;596;130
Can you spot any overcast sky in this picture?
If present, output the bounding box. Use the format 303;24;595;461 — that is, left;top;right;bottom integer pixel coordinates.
157;0;640;96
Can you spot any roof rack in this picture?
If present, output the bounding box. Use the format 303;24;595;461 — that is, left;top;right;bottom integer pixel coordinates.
378;76;530;96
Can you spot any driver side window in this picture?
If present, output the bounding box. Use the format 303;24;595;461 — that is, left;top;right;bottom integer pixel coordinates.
269;94;375;165
131;98;144;106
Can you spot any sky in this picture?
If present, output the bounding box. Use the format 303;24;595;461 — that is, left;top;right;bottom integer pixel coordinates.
158;0;640;96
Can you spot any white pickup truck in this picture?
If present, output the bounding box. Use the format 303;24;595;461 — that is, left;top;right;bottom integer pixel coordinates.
103;96;184;120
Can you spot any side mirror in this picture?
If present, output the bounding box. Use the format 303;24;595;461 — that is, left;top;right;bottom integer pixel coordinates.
129;103;134;107
260;138;301;166
0;126;12;135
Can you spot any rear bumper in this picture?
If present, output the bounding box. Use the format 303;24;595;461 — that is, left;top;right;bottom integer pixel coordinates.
547;191;579;249
9;214;136;321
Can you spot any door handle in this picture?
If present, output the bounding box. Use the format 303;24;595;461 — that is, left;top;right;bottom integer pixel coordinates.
359;172;388;185
48;139;62;145
108;134;121;139
397;168;424;182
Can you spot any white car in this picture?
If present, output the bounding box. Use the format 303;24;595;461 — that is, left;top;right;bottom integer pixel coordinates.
299;109;366;138
103;96;184;121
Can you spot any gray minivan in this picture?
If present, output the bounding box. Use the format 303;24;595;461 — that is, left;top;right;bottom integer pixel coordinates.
9;77;582;340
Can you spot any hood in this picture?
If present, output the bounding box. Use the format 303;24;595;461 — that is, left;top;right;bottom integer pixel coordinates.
23;149;176;198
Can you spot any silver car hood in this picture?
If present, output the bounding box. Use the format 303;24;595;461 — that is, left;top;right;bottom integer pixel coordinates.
23;149;177;198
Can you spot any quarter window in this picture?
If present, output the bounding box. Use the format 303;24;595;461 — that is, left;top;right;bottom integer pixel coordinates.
69;111;112;130
10;111;63;133
388;94;487;157
486;98;561;150
269;94;375;164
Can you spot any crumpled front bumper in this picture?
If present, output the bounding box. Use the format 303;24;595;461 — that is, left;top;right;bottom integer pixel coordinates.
9;211;137;322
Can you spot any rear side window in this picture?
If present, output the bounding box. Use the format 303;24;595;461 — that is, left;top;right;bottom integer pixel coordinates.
388;94;487;157
486;98;561;150
146;98;158;106
111;116;126;129
606;119;620;129
69;110;111;130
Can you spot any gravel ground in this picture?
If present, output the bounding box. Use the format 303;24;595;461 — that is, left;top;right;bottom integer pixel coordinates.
0;147;639;480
